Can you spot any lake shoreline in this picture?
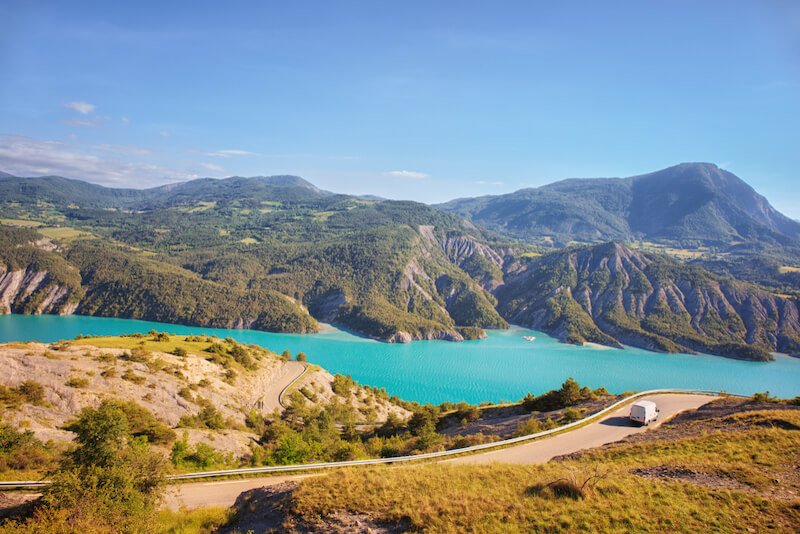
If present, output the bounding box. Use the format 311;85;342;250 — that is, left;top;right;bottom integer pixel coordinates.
1;314;799;403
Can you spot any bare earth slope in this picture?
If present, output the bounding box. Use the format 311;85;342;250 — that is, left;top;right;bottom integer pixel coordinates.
0;337;407;457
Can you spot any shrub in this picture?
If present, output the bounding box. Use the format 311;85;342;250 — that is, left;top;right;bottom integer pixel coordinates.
452;402;481;425
4;401;167;532
751;391;778;403
1;381;47;407
513;418;544;437
18;380;46;403
0;421;58;472
296;352;307;362
126;347;152;364
101;367;117;379
121;369;146;385
171;347;188;358
178;399;228;430
171;433;230;470
151;332;170;342
332;374;356;396
65;376;90;389
94;352;116;363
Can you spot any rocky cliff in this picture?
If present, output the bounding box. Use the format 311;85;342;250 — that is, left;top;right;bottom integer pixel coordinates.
495;243;800;360
0;267;80;315
0;228;83;315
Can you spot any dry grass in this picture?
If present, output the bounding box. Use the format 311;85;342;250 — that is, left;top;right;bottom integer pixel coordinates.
779;265;800;274
155;506;233;533
0;219;44;227
286;409;800;532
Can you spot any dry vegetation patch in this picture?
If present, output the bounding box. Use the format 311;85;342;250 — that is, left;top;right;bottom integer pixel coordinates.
223;402;800;532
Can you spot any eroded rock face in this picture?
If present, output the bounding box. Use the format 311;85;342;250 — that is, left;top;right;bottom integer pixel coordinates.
0;267;78;315
495;242;800;360
387;329;464;343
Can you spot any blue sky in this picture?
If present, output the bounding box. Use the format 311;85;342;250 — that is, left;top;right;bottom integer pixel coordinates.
1;1;799;216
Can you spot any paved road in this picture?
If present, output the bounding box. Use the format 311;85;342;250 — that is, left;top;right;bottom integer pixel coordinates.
451;393;712;465
164;393;713;510
262;361;306;412
164;475;315;510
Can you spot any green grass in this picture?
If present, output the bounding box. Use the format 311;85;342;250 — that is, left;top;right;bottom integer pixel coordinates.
0;218;44;227
285;409;800;532
182;201;217;213
70;335;216;356
36;226;91;241
155;507;234;533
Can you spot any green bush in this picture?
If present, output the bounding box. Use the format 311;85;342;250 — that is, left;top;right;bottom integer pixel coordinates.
0;380;47;407
0;421;59;472
178;398;229;430
3;400;167;532
65;376;90;389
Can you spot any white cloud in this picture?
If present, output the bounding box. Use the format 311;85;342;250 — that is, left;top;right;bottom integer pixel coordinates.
64;115;111;128
64;119;97;128
206;149;255;158
159;130;172;137
94;143;153;156
383;170;429;180
0;135;198;187
475;180;504;186
200;162;225;173
121;116;130;125
64;101;96;114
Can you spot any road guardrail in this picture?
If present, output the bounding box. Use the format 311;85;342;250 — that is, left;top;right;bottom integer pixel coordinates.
1;388;746;489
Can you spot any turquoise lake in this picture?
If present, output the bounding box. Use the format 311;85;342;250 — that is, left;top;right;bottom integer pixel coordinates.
1;314;799;403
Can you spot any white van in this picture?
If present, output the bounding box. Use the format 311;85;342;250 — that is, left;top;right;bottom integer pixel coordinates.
629;400;659;426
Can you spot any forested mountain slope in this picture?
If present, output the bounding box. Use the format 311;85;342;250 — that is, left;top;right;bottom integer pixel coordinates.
2;170;798;360
0;177;509;341
439;163;800;247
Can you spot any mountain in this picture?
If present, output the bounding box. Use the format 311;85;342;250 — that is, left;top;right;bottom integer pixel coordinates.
495;242;800;360
438;163;800;247
1;169;798;360
0;177;508;342
0;173;330;209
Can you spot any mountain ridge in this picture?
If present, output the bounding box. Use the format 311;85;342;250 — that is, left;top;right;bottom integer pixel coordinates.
438;163;800;247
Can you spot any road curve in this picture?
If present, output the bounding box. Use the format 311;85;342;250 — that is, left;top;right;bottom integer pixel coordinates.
164;393;713;510
263;361;306;413
451;393;712;465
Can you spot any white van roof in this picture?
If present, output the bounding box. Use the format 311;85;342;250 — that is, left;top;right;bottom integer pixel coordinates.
632;400;657;409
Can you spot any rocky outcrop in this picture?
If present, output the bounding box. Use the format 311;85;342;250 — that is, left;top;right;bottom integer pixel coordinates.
0;267;79;315
495;243;800;360
387;329;464;343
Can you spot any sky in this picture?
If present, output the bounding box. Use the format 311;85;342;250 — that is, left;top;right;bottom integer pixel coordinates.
1;1;799;216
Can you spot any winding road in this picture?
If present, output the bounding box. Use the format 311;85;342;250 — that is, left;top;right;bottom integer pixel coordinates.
164;393;714;510
264;361;307;412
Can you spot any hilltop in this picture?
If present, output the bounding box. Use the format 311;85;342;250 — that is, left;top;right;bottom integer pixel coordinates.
438;163;800;248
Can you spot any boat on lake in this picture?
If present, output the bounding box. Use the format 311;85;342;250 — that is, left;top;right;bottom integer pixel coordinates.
523;335;536;342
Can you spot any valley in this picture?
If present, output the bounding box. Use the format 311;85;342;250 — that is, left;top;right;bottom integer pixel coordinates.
2;163;800;361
